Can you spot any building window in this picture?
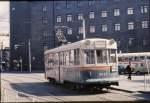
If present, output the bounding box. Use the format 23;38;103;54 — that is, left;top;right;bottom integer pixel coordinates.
56;29;62;35
114;9;120;16
76;1;82;7
90;26;95;33
42;17;48;24
143;39;148;46
102;24;107;32
55;2;61;10
128;22;134;30
42;6;47;12
128;38;135;46
117;40;121;47
88;0;95;6
79;27;83;34
101;11;107;17
67;28;72;35
115;24;120;31
127;8;134;15
66;1;73;8
56;16;61;23
100;0;107;4
141;6;148;13
114;0;120;2
43;31;49;37
67;15;72;22
89;12;94;19
142;21;148;28
78;13;83;20
43;44;48;51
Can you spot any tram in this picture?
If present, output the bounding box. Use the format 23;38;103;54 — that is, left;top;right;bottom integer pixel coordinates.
44;38;119;89
118;52;150;74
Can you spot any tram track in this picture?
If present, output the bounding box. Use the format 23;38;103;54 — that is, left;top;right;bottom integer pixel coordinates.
1;77;71;102
1;73;144;101
1;74;113;101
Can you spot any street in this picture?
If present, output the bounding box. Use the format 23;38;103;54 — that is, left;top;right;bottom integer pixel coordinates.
1;72;150;102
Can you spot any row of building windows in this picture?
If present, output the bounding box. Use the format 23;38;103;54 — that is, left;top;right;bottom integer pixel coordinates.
54;0;121;9
53;0;148;10
55;6;148;23
55;21;148;35
117;38;149;48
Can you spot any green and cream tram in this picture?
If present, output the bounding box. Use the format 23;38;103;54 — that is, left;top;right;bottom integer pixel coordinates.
44;38;119;89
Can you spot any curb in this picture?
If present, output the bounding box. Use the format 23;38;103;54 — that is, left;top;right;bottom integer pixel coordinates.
110;87;150;94
109;87;134;93
138;91;150;94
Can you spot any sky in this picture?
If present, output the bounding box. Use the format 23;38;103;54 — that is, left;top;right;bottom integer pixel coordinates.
0;1;9;34
0;1;9;48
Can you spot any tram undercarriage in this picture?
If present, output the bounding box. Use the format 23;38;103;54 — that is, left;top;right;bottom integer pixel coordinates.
47;77;118;90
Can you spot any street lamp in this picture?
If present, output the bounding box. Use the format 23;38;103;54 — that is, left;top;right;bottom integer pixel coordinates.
14;44;23;72
14;39;32;73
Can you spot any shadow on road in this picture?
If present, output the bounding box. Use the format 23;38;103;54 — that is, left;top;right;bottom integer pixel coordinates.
10;82;108;96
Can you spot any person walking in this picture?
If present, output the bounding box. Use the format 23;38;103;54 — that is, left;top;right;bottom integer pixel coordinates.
126;62;132;80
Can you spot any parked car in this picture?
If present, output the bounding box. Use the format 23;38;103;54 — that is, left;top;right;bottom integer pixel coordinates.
132;67;148;75
118;65;127;75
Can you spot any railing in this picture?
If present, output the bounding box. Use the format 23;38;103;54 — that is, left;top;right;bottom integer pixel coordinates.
1;86;50;102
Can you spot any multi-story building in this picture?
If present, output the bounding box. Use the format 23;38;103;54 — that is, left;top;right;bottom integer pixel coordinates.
10;0;149;71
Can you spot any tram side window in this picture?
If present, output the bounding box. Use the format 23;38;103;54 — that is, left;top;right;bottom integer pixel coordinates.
48;54;54;67
140;56;144;60
69;50;74;65
148;56;150;60
63;52;66;66
96;50;107;63
66;51;70;66
74;49;80;65
59;52;63;65
118;57;123;62
54;53;59;65
84;49;95;64
108;49;116;63
135;57;138;61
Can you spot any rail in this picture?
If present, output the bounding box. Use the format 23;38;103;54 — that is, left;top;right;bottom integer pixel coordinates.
1;85;50;102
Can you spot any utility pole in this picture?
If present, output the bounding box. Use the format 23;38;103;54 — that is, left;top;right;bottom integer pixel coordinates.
20;57;22;72
28;39;32;72
0;42;3;71
82;17;86;39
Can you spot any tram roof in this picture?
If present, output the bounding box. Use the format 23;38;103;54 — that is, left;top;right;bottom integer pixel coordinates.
45;38;116;54
118;52;150;57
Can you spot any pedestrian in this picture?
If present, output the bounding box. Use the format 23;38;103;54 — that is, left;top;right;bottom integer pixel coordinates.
126;62;132;80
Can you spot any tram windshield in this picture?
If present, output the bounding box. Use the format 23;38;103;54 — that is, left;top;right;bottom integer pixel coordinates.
84;49;95;64
96;50;107;63
84;49;117;64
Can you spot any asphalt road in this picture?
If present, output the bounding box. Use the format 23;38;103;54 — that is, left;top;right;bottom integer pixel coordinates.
1;73;149;102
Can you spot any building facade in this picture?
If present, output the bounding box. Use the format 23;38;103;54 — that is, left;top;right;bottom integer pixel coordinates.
10;0;149;71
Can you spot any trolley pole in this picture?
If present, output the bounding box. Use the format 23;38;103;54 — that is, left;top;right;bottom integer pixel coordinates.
28;39;32;72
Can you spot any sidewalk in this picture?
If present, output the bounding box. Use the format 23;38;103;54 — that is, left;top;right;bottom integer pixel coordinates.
111;75;150;93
